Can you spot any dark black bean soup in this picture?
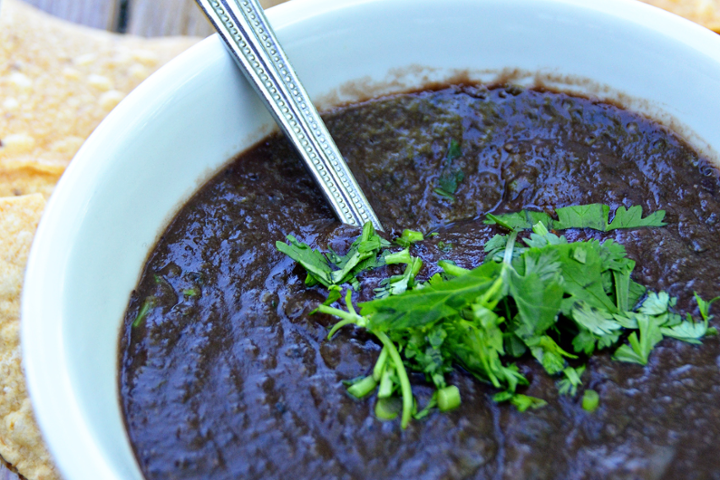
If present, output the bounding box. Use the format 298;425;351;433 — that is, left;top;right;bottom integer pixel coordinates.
120;84;720;480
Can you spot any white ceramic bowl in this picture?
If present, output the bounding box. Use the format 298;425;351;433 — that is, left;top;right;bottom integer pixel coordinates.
21;0;720;479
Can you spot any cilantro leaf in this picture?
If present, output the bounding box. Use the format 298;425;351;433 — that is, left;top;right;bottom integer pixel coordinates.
695;292;720;322
504;331;528;357
571;303;622;336
554;242;618;314
485;211;553;231
276;222;389;289
661;318;713;345
555;204;610;231
608;205;666;230
437;240;453;253
557;365;586;396
362;261;502;331
526;335;577;375
493;391;548;412
572;328;597;355
660;293;720;343
374;257;423;299
522;222;566;249
639;291;671;315
435;139;465;200
514;247;562;281
276;235;334;287
508;269;564;338
437;172;465;197
446;138;462;161
329;222;389;284
483;234;509;262
613;314;663;365
483;203;666;232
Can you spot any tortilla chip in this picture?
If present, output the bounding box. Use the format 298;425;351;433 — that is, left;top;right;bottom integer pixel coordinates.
0;2;201;478
0;194;57;480
0;0;200;198
0;168;58;200
639;0;720;32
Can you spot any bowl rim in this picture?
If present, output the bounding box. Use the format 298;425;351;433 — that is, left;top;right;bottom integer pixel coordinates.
20;0;720;479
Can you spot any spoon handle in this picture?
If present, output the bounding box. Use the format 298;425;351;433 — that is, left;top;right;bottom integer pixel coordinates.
195;0;384;231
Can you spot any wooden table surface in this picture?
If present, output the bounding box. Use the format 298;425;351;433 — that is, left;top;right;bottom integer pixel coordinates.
0;1;287;478
22;0;288;36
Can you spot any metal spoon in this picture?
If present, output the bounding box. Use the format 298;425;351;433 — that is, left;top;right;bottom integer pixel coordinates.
194;0;384;231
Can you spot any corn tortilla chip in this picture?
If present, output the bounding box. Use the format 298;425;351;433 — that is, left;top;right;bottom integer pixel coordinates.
639;0;720;32
0;194;57;480
0;2;200;478
0;0;200;199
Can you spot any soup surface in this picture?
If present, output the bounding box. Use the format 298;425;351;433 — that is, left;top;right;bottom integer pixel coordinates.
120;84;720;480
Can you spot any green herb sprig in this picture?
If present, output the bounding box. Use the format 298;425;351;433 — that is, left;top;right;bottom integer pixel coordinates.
434;139;464;201
276;222;390;290
277;205;717;428
485;203;666;231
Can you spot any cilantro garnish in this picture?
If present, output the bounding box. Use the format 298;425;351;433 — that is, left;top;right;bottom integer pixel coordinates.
581;389;600;413
132;297;155;328
485;204;666;231
395;229;424;248
433;139;465;201
276;205;716;428
276;222;390;290
493;391;547;412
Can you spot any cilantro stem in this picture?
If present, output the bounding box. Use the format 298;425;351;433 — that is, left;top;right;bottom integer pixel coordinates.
385;248;412;265
373;346;389;381
613;270;630;311
486;213;513;230
478;273;505;308
318;304;364;339
439;260;469;277
410;257;423;277
413;392;437;420
502;231;519;265
437;385;461;411
347;375;377;398
326;318;357;339
582;389;600;412
502;297;513;324
375;331;413;429
279;212;715;428
375;398;400;420
345;289;356;315
132;297;154;328
397;229;424;247
377;366;394;398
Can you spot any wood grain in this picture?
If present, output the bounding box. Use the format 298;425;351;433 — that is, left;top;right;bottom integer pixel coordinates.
126;0;289;36
125;0;215;37
21;0;292;36
22;0;120;30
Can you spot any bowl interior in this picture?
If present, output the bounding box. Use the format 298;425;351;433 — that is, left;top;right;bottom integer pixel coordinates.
22;0;720;479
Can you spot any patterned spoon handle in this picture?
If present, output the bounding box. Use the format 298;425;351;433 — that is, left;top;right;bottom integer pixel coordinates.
194;0;384;231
